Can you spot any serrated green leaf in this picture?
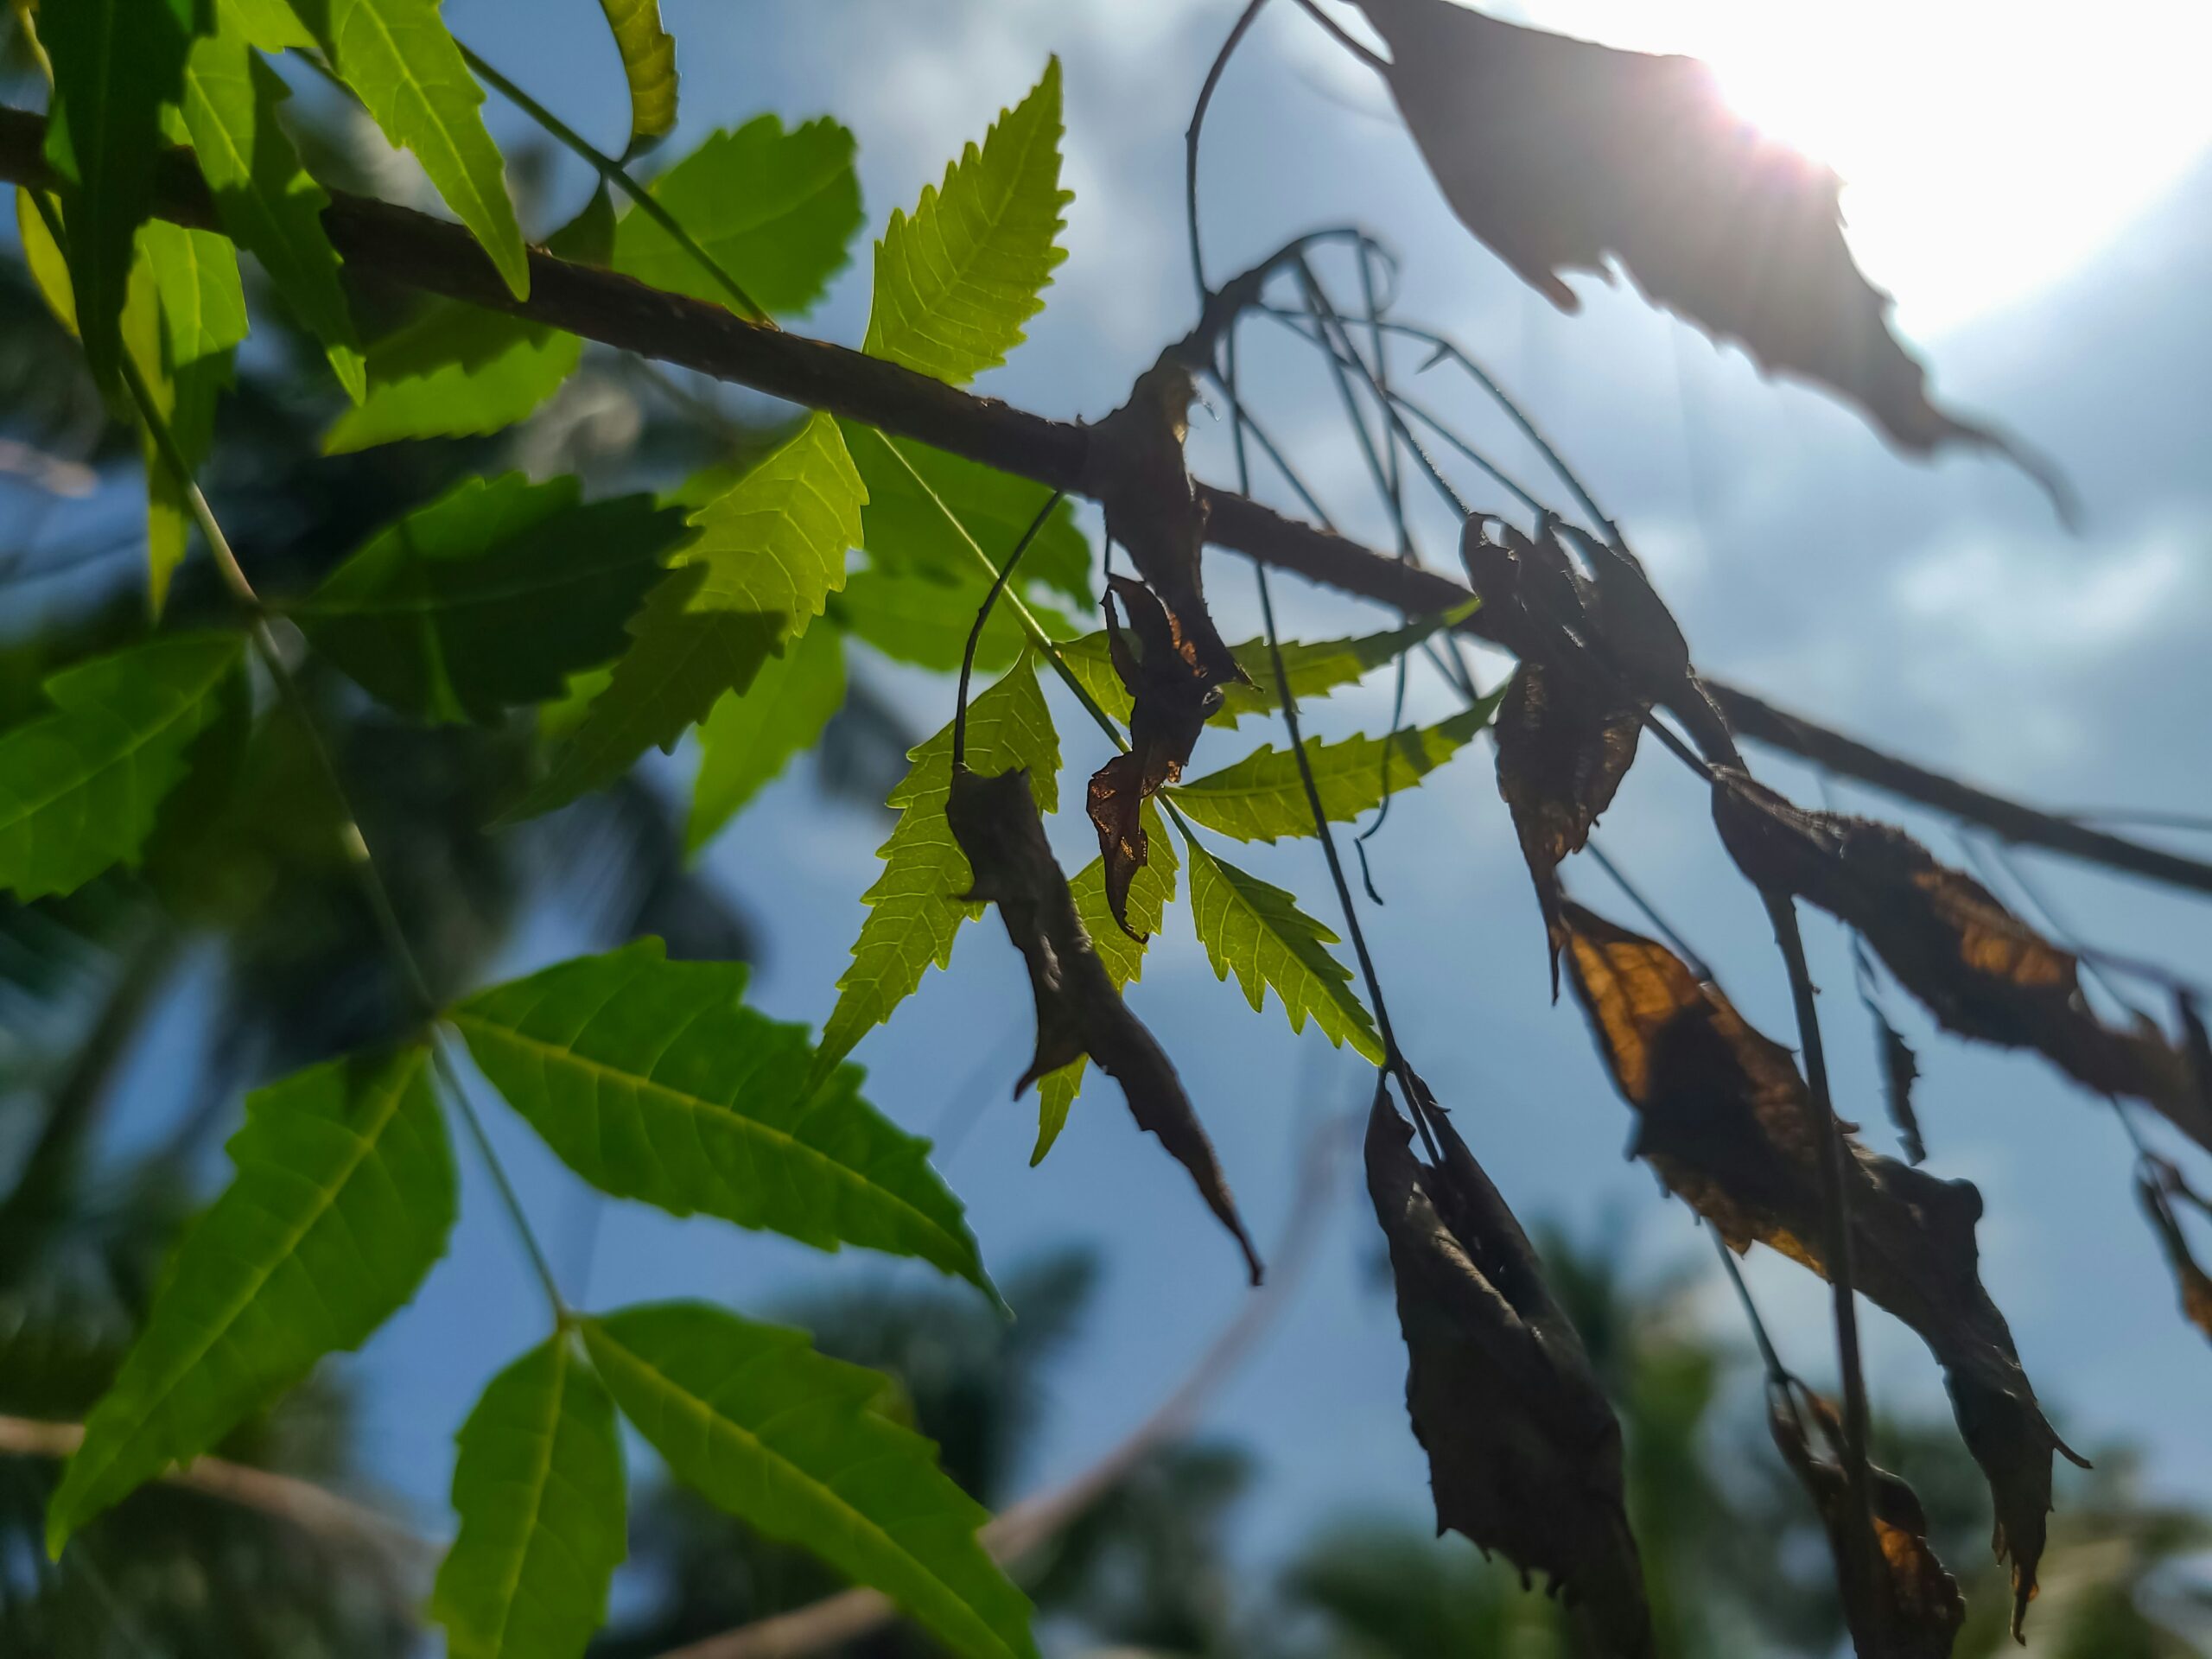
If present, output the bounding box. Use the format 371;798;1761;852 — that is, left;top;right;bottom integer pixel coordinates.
1170;699;1499;842
678;410;865;624
862;58;1067;385
294;474;686;724
223;0;315;50
503;566;782;822
1179;828;1383;1062
453;940;992;1294
594;0;676;158
321;190;611;453
686;618;843;853
290;0;529;299
842;422;1091;607
582;1303;1038;1659
135;218;247;613
611;116;859;316
0;633;245;902
1032;800;1175;1164
40;0;197;388
47;1043;454;1554
814;660;1058;1084
180;21;365;402
431;1337;624;1659
836;563;1068;676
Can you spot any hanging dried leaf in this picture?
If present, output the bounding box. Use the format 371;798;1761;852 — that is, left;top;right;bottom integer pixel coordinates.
1352;0;2062;505
1876;1007;1926;1166
1770;1389;1966;1658
2179;993;2212;1113
1364;1080;1653;1657
1554;899;2085;1635
948;762;1262;1283
2137;1158;2212;1346
1086;575;1225;938
1711;773;2210;1148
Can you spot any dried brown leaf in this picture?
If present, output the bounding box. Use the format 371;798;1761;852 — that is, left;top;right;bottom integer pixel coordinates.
2138;1158;2212;1347
1354;0;2063;505
1364;1080;1653;1657
1711;773;2209;1147
948;763;1262;1282
1877;1009;1927;1166
1770;1389;1966;1658
1554;899;2085;1635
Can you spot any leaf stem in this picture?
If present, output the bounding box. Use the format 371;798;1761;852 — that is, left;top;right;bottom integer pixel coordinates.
954;493;1060;768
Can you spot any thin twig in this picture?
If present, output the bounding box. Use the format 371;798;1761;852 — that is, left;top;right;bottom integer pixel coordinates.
954;493;1061;766
1185;0;1273;302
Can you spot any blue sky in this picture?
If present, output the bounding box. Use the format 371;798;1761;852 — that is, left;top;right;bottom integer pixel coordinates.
77;0;2212;1635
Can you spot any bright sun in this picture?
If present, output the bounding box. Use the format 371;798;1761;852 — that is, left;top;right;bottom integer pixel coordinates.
1519;0;2212;334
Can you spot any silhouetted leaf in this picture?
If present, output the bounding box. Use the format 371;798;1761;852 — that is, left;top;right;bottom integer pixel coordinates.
1364;1078;1652;1656
430;1337;626;1659
1769;1389;1965;1658
452;940;993;1294
582;1302;1039;1659
296;474;686;724
1354;0;2056;496
1179;823;1385;1063
2137;1157;2212;1349
864;57;1067;384
48;1043;454;1553
611;116;861;315
1554;899;2085;1635
0;633;245;902
291;0;530;298
949;764;1260;1281
594;0;676;158
1876;1007;1926;1166
686;619;845;852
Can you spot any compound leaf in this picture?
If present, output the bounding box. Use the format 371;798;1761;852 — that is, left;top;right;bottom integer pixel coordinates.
686;618;844;853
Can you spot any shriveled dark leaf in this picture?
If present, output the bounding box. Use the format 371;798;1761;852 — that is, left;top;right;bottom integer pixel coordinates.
1354;0;2061;503
1876;1007;1926;1166
2138;1157;2212;1347
2180;993;2212;1114
1711;773;2209;1146
1770;1389;1965;1658
1363;1079;1652;1656
1554;899;2084;1635
948;762;1261;1283
1085;575;1224;938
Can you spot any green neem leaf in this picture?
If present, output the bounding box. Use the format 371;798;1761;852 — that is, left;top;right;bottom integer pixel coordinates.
503;566;782;822
610;116;860;316
321;190;612;453
289;0;530;300
1032;800;1175;1165
431;1337;625;1659
1170;698;1501;843
594;0;676;159
47;1043;454;1554
135;218;247;613
686;618;844;854
814;659;1058;1084
1179;827;1383;1062
0;633;245;902
862;58;1068;385
180;20;365;402
678;411;866;624
836;563;1069;676
294;474;684;725
453;941;992;1294
842;422;1091;607
40;0;197;388
223;0;316;52
582;1303;1038;1659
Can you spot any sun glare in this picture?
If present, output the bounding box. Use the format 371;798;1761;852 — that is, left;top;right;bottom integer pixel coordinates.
1520;0;2212;334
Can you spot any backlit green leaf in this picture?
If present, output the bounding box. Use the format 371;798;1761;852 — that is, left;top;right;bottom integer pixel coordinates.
594;0;676;158
863;58;1068;385
454;940;991;1294
290;0;530;299
295;474;687;724
611;116;860;316
0;633;245;902
48;1042;454;1554
224;0;316;51
678;411;865;625
582;1303;1038;1659
1170;699;1499;842
686;619;844;853
836;563;1069;676
431;1338;625;1659
1179;828;1383;1062
135;218;247;613
814;659;1058;1084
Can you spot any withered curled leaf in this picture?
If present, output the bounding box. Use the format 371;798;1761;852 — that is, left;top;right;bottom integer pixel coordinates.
1364;1079;1653;1657
1352;0;2063;505
1086;575;1225;938
1711;773;2211;1150
1554;899;2085;1636
1770;1389;1966;1658
2137;1157;2212;1347
948;761;1262;1283
1876;1007;1927;1166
